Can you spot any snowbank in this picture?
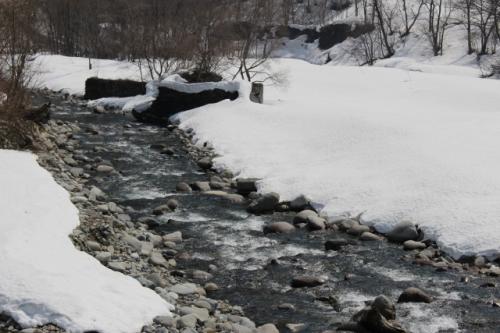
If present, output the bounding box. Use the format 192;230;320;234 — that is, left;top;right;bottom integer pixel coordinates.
35;54;142;96
174;59;500;259
0;150;172;332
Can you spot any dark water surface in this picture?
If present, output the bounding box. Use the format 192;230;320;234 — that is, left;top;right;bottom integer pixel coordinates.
49;95;500;333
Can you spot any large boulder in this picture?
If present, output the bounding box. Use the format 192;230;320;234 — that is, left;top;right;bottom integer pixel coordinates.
84;77;146;100
340;295;406;333
133;83;238;125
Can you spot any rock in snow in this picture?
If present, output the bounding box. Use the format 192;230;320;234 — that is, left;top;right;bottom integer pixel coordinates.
0;150;172;333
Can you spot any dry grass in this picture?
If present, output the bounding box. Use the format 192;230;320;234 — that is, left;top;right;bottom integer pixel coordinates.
0;79;39;149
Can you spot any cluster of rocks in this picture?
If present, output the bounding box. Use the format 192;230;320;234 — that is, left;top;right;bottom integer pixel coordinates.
338;288;434;333
181;147;500;294
0;98;280;333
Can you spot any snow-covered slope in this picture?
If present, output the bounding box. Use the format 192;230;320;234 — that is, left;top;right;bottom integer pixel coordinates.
0;150;172;332
174;58;500;259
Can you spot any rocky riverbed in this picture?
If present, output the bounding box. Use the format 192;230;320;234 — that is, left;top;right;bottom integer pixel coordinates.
1;90;499;333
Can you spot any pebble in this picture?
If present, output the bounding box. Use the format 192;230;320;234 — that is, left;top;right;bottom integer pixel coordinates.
96;164;114;173
107;261;128;273
403;240;427;251
163;231;183;243
325;239;356;251
359;231;383;241
256;324;279;333
150;252;169;268
192;181;211;192
263;222;296;234
85;240;101;251
291;276;326;288
181;306;210;321
204;282;219;292
347;224;370;236
286;324;306;333
293;210;318;225
170;283;199;295
178;314;198;328
167;198;179;210
176;182;192;193
197;157;213;170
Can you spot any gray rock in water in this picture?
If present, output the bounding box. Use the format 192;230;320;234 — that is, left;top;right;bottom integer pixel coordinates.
347;295;406;333
153;204;170;215
293;210;318;225
307;215;326;231
176;182;192;193
347;224;370;236
256;324;279;333
372;295;396;320
190;269;213;282
263;222;296;234
96;164;114;173
197;157;213;170
403;240;427;251
397;287;433;303
291;276;326;288
236;178;259;195
387;221;420;243
192;181;211;192
166;198;179;210
325;239;357;251
360;232;383;241
248;192;280;214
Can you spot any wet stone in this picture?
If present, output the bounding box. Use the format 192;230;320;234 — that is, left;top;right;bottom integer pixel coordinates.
397;287;433;303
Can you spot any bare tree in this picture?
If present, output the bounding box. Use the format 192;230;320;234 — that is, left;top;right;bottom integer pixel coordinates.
423;0;453;56
399;0;425;37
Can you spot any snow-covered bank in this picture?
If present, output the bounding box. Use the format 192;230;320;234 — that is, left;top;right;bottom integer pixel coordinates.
0;150;172;332
174;58;500;259
36;54;142;96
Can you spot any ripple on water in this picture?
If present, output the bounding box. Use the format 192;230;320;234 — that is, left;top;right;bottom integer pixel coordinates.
399;304;459;333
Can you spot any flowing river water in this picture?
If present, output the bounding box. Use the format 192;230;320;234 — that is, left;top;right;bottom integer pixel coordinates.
47;94;499;333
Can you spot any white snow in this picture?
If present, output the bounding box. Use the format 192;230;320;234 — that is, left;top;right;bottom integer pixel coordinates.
35;54;143;96
0;150;172;332
174;58;500;259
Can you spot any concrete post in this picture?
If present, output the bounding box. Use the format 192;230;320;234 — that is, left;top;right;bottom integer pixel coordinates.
250;82;264;104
